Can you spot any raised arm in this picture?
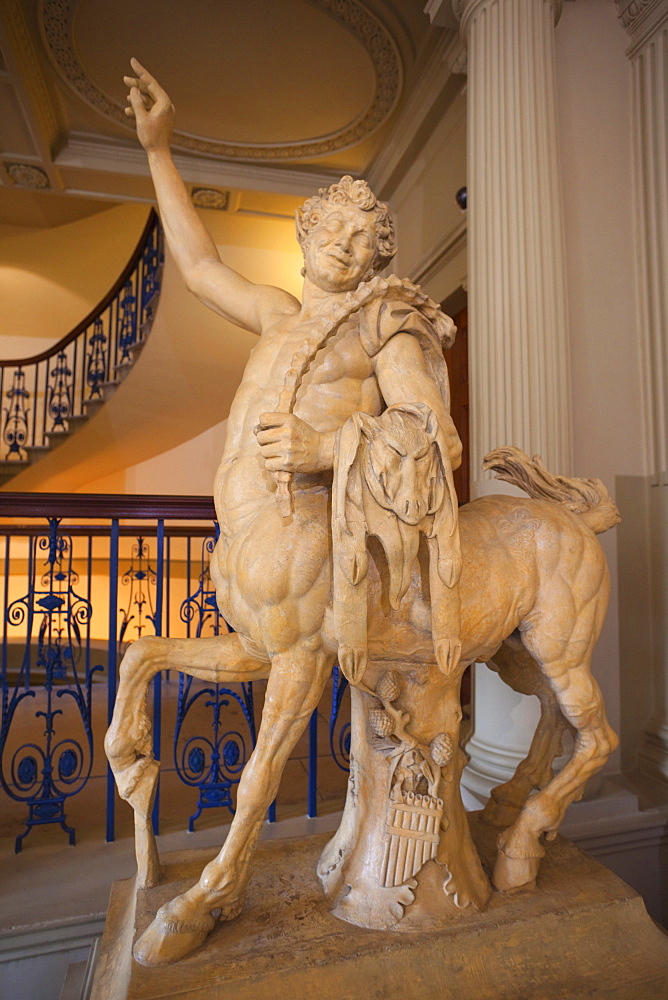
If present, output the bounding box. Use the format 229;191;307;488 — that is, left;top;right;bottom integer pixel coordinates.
124;59;298;334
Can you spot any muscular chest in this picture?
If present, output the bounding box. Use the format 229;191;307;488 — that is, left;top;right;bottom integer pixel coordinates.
301;320;373;385
248;319;377;407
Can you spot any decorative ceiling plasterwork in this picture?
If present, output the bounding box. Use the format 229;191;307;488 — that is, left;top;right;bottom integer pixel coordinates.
38;0;403;162
6;163;50;187
616;0;660;30
191;187;230;211
615;0;667;56
2;0;61;151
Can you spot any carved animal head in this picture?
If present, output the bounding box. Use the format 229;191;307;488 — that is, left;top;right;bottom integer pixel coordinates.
359;404;445;526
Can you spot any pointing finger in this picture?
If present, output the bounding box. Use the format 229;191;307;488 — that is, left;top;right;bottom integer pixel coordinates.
130;57;169;105
130;56;150;77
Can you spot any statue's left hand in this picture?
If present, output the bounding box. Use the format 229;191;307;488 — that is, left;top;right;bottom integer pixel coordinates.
255;413;331;473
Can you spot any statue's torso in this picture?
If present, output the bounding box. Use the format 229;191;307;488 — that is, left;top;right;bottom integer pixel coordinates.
214;311;381;533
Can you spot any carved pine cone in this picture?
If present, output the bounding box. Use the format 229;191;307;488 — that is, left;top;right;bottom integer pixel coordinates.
430;733;454;766
376;670;400;704
369;707;394;737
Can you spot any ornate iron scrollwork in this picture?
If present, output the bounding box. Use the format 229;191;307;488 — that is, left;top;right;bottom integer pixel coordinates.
3;367;30;459
0;211;163;469
329;663;351;772
46;350;73;430
118;280;137;364
0;519;101;850
175;533;257;830
140;221;162;327
119;537;157;647
86;316;107;398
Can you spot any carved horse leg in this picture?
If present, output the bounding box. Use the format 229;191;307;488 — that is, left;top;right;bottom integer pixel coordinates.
105;634;269;887
482;636;573;829
493;606;618;891
132;635;335;967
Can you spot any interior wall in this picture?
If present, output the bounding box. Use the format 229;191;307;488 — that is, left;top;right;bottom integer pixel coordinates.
388;88;468;304
82;419;228;495
0;203;151;355
554;0;642;757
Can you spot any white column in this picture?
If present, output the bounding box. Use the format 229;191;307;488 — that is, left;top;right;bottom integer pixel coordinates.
453;0;573;806
617;0;668;781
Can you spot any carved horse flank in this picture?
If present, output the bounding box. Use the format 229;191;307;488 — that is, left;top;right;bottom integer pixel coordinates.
105;428;619;964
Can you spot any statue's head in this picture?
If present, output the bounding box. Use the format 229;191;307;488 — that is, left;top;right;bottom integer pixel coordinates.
296;176;397;291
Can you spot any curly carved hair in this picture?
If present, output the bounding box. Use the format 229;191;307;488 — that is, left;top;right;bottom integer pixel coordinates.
296;175;397;275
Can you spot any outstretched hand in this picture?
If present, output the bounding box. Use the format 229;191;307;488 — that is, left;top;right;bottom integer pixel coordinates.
124;57;174;153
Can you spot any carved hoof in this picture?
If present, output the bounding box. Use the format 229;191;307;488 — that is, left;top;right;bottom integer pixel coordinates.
133;901;216;966
217;897;244;923
339;645;367;685
492;851;540;892
435;638;462;676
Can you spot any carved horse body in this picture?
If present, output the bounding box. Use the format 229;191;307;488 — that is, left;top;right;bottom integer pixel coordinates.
106;408;619;964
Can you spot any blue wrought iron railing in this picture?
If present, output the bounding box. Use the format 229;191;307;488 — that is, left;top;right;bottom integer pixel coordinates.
0;494;351;851
0;211;163;474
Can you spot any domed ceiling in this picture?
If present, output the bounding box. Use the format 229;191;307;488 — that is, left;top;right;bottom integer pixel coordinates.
0;0;462;228
45;0;398;159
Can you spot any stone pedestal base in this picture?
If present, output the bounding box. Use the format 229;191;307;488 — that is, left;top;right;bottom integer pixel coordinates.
91;816;668;1000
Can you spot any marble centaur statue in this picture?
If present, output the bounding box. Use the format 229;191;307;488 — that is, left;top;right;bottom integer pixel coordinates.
105;59;620;966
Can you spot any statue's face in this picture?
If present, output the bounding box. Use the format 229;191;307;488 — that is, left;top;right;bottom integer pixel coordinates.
303;203;377;292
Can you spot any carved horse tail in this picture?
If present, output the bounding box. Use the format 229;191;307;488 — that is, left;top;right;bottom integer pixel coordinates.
482;446;620;535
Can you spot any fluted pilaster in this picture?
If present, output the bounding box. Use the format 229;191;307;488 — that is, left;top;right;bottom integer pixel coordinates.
454;0;572;804
618;1;668;781
622;1;668;485
458;0;571;490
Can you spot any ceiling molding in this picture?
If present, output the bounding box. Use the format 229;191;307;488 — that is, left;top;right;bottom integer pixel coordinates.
39;0;403;162
615;0;668;57
55;135;345;197
0;0;62;184
6;162;50;188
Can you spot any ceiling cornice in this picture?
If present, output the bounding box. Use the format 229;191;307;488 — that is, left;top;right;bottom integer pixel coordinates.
39;0;403;162
615;0;668;57
0;0;63;186
56;135;344;198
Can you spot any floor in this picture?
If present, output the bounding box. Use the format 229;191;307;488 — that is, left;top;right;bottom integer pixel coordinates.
0;671;350;938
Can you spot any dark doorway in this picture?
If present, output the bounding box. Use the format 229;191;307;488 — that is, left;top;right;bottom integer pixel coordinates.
442;293;469;505
441;292;471;714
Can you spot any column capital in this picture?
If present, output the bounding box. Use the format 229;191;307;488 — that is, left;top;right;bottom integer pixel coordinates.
454;0;563;38
615;0;668;57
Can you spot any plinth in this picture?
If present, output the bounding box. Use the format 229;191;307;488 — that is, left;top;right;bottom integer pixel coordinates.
91;816;668;1000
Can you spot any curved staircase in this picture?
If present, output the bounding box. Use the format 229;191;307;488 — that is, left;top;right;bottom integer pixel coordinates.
0;211;163;488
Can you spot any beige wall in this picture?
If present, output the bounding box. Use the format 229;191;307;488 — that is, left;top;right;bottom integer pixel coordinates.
389;88;468;303
0;203;151;355
553;0;642;755
82;419;228;496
